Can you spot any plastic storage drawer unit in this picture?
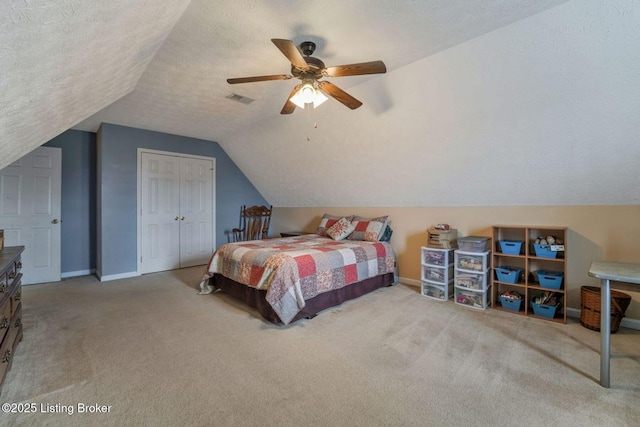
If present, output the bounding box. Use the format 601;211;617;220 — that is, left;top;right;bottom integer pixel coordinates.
455;271;490;290
422;265;454;285
421;281;454;301
457;236;492;253
455;251;491;272
454;287;490;310
421;247;454;267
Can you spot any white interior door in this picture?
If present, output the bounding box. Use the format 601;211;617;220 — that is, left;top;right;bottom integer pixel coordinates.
179;157;213;267
0;146;62;284
139;151;214;274
140;152;181;274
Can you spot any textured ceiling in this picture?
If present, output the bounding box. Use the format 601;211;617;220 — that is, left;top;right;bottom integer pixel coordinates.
72;0;570;142
1;0;568;164
8;1;637;208
0;0;191;167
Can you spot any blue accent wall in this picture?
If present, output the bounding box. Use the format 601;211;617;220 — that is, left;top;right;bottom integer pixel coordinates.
43;124;267;278
97;123;267;277
44;130;97;274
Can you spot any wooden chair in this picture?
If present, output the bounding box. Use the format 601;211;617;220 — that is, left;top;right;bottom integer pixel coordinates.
231;205;272;242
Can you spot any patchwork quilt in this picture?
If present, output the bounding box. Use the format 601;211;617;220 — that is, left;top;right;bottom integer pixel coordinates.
199;234;396;324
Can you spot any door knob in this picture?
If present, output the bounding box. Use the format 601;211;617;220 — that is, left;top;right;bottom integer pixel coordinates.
180;217;185;221
175;216;179;221
51;219;59;224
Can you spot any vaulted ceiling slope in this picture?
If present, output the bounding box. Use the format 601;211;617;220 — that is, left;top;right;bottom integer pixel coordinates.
2;0;567;169
3;1;639;207
0;0;191;167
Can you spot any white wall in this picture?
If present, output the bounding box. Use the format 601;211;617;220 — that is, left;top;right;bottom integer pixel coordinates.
222;0;640;207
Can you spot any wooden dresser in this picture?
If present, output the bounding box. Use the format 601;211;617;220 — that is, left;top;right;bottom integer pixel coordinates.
0;246;24;393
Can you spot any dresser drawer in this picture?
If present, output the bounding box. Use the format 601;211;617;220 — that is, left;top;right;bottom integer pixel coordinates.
0;273;7;295
10;275;22;317
0;247;24;391
9;303;22;351
0;302;10;345
0;323;13;386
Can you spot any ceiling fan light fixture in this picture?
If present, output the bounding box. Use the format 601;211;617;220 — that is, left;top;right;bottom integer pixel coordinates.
290;82;315;108
290;81;328;109
313;89;328;108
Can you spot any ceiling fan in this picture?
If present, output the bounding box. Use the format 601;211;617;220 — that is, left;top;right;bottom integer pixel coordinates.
227;39;386;114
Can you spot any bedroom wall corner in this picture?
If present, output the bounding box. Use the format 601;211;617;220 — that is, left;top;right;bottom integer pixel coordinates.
96;123;268;278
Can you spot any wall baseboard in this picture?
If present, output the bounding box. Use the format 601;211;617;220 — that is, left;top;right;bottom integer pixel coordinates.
566;307;640;331
61;269;95;279
97;271;140;282
399;276;639;330
400;277;420;287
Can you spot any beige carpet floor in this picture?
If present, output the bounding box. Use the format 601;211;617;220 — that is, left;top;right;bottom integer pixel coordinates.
1;266;639;426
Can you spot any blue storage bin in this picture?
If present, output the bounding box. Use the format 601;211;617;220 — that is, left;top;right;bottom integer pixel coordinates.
500;240;524;255
495;266;523;284
537;270;564;289
533;244;557;258
500;296;523;312
531;302;558;319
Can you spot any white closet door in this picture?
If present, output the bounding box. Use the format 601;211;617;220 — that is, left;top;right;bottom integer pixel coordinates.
140;153;181;274
179;157;214;268
0;147;61;284
139;151;215;274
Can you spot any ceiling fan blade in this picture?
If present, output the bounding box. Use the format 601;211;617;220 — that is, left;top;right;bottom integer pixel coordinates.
317;81;363;110
271;39;309;70
227;74;292;84
281;84;302;114
324;60;387;77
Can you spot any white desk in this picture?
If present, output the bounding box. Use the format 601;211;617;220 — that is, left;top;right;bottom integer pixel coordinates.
588;261;640;388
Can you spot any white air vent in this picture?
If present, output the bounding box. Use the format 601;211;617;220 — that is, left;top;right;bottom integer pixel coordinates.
225;93;254;105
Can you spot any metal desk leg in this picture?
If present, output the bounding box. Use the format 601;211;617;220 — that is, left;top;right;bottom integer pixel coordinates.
600;278;611;388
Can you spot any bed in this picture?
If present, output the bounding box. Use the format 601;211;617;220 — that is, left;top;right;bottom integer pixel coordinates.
198;223;396;325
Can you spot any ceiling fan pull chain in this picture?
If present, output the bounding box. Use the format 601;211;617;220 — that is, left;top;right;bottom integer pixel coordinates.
306;104;313;141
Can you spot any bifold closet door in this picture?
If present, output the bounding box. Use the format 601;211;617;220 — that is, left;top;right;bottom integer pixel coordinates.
178;157;213;268
140;152;214;274
140;152;181;273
